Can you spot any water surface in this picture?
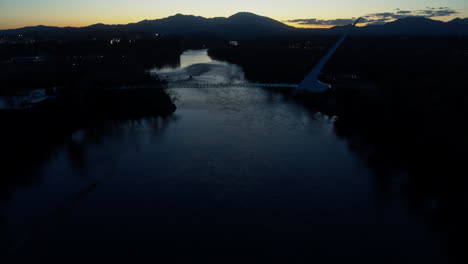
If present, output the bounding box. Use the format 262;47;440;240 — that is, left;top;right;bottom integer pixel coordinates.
152;49;246;85
1;50;450;262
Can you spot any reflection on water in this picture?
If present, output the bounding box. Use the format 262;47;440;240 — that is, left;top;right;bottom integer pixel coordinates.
156;49;213;71
0;97;8;109
0;96;25;109
151;49;246;85
0;50;459;262
0;89;50;109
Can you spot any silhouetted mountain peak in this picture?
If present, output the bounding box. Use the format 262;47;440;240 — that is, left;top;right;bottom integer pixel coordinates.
229;12;281;22
448;18;468;25
226;12;291;30
356;16;468;35
229;12;260;19
170;13;198;19
87;23;108;29
163;14;216;26
389;16;444;25
2;13;468;37
366;22;387;26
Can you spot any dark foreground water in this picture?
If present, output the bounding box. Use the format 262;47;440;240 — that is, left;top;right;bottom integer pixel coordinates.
1;50;453;263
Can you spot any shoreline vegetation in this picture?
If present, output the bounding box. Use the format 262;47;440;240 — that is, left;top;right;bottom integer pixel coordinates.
0;37;183;170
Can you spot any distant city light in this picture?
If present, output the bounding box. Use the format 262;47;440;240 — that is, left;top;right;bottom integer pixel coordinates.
110;38;121;45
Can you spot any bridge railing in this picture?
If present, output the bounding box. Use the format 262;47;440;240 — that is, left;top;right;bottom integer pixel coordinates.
165;83;298;89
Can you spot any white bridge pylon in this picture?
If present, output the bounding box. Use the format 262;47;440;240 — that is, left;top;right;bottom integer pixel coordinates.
297;17;362;93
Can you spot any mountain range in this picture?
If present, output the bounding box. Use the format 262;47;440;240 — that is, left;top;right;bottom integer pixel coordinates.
1;12;468;37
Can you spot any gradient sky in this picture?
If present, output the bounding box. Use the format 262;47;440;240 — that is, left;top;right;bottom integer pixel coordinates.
1;0;468;29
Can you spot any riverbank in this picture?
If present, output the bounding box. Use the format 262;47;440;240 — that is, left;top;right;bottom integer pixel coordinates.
0;87;176;168
0;37;182;161
2;86;457;263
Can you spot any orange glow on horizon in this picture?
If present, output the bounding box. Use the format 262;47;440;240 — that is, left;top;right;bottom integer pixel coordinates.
0;14;463;31
1;1;467;30
3;18;340;30
284;22;335;29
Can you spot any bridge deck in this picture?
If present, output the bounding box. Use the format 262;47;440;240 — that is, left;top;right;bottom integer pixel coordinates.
165;83;298;89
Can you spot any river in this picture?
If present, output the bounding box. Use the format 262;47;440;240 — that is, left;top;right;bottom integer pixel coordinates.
1;50;451;262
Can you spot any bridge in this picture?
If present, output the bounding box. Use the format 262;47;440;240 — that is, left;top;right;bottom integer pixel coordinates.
165;82;298;89
149;18;362;93
164;18;361;93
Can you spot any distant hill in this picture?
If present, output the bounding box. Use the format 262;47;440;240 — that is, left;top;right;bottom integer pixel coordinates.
1;13;468;38
0;12;292;38
447;18;468;26
356;17;468;35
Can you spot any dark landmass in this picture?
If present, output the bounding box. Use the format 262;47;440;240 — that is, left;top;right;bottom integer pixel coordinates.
0;37;184;94
356;16;468;35
1;13;468;39
1;19;467;261
208;36;338;83
326;36;468;261
0;37;181;194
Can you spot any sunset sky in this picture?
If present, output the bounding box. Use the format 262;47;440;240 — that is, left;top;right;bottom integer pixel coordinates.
1;0;468;29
